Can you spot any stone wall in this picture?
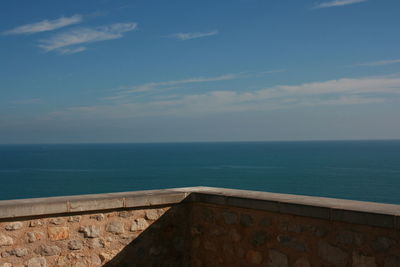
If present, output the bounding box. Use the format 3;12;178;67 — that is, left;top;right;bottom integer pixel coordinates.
0;187;399;267
0;205;191;267
190;202;400;267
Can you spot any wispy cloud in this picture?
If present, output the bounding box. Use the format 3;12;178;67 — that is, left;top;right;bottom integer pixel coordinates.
59;47;87;55
313;0;367;9
58;74;400;119
169;30;218;41
355;59;400;67
102;70;284;100
100;73;238;100
11;98;41;104
4;15;82;35
123;73;237;93
38;22;137;53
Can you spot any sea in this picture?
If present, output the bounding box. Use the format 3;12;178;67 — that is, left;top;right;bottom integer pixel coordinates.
0;140;399;204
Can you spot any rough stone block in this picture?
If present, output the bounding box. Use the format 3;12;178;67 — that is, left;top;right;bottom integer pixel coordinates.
29;220;43;227
268;250;288;267
49;218;65;225
118;211;130;218
79;225;100;238
246;250;263;264
88;238;105;248
318;241;348;267
35;244;61;256
48;226;69;240
203;240;217;251
240;213;254;227
384;256;400;267
230;228;241;242
0;234;13;246
352;251;377;267
252;231;268;247
90;254;102;266
99;251;117;264
145;209;159;220
10;247;29;257
25;257;48;267
1;251;11;258
294;257;311;267
68;240;84;250
130;218;149;231
68;216;82;222
336;230;355;245
5;222;23;230
222;211;238;224
106;221;125;234
277;235;307;252
259;216;272;227
27;231;44;243
371;236;393;252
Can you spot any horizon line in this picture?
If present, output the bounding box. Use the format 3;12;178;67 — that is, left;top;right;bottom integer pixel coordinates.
1;138;399;146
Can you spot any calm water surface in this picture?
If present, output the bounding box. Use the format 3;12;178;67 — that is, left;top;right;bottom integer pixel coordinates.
0;141;399;203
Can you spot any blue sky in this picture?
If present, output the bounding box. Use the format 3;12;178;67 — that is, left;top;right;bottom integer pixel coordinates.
1;0;400;143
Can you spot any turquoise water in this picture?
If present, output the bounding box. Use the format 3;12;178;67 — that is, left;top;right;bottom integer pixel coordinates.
0;141;399;203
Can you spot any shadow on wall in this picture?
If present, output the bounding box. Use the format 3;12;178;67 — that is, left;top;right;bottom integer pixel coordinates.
104;203;192;267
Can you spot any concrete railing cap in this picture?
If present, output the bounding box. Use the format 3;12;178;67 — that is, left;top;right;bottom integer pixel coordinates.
1;186;400;229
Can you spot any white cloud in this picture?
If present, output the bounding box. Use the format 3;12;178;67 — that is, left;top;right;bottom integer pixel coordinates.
58;46;87;55
355;59;400;67
4;15;82;35
38;22;137;53
314;0;367;9
123;73;237;93
169;30;218;41
103;70;284;100
57;75;400;119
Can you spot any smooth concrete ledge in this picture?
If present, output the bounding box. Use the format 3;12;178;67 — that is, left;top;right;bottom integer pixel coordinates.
1;186;400;229
0;189;190;219
187;187;400;229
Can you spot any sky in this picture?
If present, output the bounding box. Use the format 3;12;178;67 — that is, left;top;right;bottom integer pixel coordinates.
0;0;400;144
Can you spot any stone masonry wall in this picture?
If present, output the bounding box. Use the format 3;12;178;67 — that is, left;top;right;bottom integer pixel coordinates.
0;204;190;267
190;203;400;267
1;187;400;267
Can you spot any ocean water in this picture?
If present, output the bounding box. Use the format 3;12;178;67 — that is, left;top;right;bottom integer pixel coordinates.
0;141;399;204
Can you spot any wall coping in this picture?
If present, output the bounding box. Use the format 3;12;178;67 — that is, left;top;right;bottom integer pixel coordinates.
1;187;400;229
